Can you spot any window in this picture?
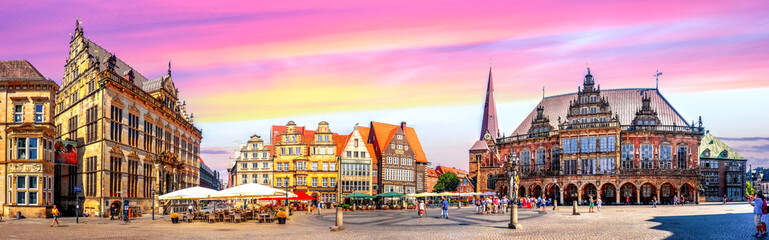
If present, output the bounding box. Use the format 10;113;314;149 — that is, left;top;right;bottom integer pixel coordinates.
323;162;328;171
143;121;154;151
581;108;587;114
600;136;615;152
346;151;352;158
536;149;546;170
277;178;283;187
14;104;24;122
276;163;282;171
677;146;688;169
353;151;359;158
562;138;571;154
324;136;329;142
551;149;561;171
284;163;289;171
110;106;123;142
580;137;591;153
252;163;258;169
520;150;531;172
312;162;318;171
262;162;270;169
581;159;595;175
16;137;38;160
397;145;402;150
252;174;258;184
590;107;597;114
322;178;328;187
312;178;318;187
242;163;248;169
571;138;578;153
600;158;615;174
564;160;577;175
109;156;122;197
281;148;286;155
127;160;138;197
143;163;153;198
354;139;359;147
641;144;653;169
241;174;247;185
660;145;672;169
330;162;336;171
262;174;269;185
127;114;139;147
621;145;634;169
34;104;44;122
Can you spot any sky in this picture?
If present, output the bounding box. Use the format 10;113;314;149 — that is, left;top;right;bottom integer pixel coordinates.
2;0;768;177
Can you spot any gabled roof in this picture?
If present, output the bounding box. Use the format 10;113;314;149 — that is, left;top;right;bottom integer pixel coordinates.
369;121;428;164
0;60;48;81
435;166;468;177
82;37;152;87
426;168;439;178
470;140;489;151
699;131;746;160
333;134;349;156
357;126;377;163
265;145;274;156
512;88;690;136
141;74;170;93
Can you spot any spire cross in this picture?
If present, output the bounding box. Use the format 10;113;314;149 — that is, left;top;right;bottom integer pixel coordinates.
654;70;663;89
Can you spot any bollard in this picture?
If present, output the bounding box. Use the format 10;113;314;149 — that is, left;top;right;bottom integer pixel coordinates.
553;200;558;211
330;207;345;231
572;200;580;215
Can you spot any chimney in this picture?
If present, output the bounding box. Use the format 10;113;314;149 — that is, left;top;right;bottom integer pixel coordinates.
400;121;407;130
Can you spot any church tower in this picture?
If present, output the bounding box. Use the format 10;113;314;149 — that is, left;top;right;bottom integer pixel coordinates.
470;65;502;192
479;66;500;141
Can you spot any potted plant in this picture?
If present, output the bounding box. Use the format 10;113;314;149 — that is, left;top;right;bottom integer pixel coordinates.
276;211;288;224
170;213;179;224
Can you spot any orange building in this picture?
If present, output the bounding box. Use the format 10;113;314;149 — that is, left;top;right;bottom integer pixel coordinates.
425;168;439;193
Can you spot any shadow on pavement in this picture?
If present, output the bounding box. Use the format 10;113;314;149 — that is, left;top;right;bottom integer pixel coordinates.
648;212;753;239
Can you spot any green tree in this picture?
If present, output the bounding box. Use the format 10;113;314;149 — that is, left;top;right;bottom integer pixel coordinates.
433;172;460;193
747;181;755;196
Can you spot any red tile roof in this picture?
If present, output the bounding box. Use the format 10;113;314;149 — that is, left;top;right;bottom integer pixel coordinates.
333;134;349;156
357;126;377;163
426;168;439;178
368;121;428;164
435;166;468;177
512;88;689;135
0;60;47;81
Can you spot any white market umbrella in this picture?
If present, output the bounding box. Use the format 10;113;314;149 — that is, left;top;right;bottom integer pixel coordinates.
158;186;220;200
213;183;297;199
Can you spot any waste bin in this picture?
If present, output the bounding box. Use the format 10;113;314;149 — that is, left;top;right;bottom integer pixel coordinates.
16;211;21;219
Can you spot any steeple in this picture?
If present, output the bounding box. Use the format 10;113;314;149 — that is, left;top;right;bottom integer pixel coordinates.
479;65;499;141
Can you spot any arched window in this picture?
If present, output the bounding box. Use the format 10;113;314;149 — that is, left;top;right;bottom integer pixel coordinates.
677;145;688;169
487;174;495;190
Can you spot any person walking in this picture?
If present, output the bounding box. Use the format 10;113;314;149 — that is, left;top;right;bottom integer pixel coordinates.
596;197;602;213
441;197;449;219
652;196;657;208
723;194;728;204
419;200;425;218
625;196;630;206
673;196;678;206
316;201;322;215
589;196;595;213
50;205;60;227
750;192;767;237
188;204;193;214
475;198;480;214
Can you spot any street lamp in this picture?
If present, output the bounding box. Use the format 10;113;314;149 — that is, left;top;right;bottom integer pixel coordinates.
508;151;522;229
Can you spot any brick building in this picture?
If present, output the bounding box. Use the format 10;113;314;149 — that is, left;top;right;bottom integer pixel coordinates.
368;121;428;194
699;131;746;202
470;67;704;205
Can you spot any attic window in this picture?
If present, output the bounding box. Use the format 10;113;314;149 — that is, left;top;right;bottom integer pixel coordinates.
720;150;728;158
703;149;710;157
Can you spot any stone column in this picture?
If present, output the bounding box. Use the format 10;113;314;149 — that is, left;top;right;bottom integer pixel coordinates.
559;190;564;205
330;207;344;231
615;189;620;204
656;189;661;204
636;188;641;205
577;190;582;205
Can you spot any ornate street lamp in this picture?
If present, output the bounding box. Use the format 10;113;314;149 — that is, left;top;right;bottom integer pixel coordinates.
508;151;522;229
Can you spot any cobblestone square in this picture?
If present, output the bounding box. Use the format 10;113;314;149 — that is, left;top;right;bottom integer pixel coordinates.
0;203;753;239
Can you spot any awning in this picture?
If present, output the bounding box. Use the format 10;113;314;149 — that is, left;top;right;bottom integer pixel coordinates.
158;186;219;200
344;192;373;199
374;192;406;198
258;191;314;201
212;183;296;199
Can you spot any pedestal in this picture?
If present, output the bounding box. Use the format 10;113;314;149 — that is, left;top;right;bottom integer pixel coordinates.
330;207;345;231
508;205;522;229
572;200;580;215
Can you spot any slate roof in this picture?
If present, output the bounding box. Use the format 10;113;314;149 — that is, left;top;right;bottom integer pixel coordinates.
0;60;48;81
83;38;152;86
512;88;690;136
699;132;746;160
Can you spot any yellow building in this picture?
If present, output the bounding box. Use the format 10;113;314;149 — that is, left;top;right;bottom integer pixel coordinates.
338;125;374;199
272;121;340;204
0;60;59;218
55;21;201;217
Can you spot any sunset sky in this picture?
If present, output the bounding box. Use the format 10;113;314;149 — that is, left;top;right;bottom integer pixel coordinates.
2;0;768;176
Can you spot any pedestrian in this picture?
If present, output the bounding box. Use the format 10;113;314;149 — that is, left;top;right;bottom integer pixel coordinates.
317;201;322;215
502;197;508;213
419;200;425;218
441;197;449;219
188;204;193;214
723;194;728;204
681;196;686;205
673;196;678;206
493;197;499;214
625;196;630;206
750;192;767;237
589;196;595;213
652;196;657;208
50;205;60;227
475;198;481;214
596;197;602;213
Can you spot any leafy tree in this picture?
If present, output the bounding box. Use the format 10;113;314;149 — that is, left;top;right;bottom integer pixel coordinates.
433;172;460;193
747;181;755;196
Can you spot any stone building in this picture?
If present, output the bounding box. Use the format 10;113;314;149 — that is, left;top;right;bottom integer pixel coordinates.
338;125;374;199
199;158;221;190
469;67;503;193
271;121;340;204
470;67;704;205
231;135;273;187
699;131;746;202
368;121;428;194
0;60;59;218
425;168;438;193
55;22;201;216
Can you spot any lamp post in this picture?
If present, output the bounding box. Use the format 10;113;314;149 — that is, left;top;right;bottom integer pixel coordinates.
508;151;522;229
152;189;156;220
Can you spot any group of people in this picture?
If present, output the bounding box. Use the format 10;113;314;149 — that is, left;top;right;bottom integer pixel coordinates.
521;196;550;211
587;196;602;213
473;196;510;214
750;191;768;237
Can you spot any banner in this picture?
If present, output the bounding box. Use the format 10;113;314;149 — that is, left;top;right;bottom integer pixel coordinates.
55;140;79;165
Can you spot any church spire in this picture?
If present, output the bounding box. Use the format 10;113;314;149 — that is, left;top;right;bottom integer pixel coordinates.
480;65;499;141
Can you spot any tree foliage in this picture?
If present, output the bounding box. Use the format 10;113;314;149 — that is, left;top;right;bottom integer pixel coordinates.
747;181;756;196
433;172;460;193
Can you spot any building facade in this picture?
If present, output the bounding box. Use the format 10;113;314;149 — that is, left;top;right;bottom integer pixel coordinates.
699;132;746;202
338;125;374;198
199;158;221;190
231;135;273;187
425;168;438;193
1;60;59;218
470;67;704;205
369;121;428;194
434;166;474;193
272;121;340;204
55;22;201;216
